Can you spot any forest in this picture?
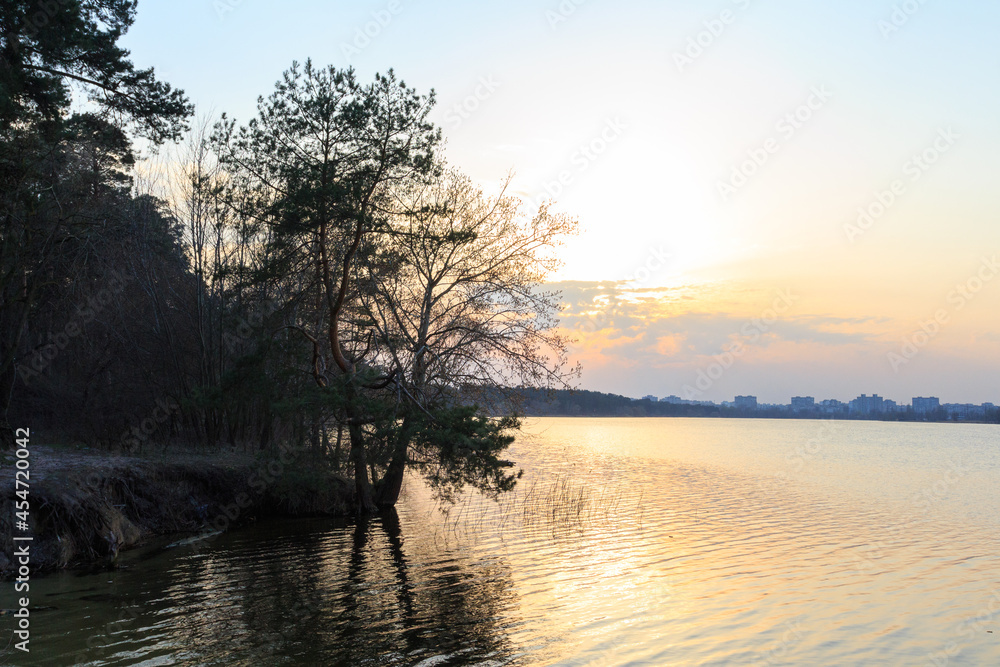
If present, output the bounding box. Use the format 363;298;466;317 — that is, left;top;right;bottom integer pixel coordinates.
0;0;577;512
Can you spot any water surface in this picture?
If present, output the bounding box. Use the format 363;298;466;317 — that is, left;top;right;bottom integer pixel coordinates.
11;418;1000;665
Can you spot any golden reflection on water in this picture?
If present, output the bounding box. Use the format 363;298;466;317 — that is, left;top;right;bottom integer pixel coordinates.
20;418;1000;666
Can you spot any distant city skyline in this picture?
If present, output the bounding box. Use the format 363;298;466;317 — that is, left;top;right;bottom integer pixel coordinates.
636;391;995;414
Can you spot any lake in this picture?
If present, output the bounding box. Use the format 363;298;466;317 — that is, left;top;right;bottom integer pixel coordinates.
14;418;1000;665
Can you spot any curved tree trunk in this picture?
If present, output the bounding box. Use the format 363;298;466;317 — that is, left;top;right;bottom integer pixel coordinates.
375;416;413;508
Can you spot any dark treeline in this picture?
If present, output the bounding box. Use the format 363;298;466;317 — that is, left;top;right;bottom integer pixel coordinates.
519;389;722;418
1;1;577;511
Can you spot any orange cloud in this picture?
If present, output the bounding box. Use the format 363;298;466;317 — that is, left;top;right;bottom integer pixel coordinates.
655;334;685;357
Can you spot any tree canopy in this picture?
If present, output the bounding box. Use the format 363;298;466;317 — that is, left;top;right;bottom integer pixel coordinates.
0;0;191;141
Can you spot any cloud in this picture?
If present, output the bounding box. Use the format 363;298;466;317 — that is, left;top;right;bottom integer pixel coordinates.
553;281;878;366
544;279;1000;403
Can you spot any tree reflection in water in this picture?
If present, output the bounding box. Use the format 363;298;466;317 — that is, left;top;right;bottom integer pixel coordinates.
204;510;522;665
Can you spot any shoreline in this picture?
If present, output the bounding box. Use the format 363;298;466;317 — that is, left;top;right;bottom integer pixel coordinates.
526;413;1000;425
1;445;353;579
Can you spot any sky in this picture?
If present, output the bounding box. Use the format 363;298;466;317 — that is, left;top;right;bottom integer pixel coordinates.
121;0;1000;404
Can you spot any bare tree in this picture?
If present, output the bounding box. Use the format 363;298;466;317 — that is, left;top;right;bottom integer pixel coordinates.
361;169;580;506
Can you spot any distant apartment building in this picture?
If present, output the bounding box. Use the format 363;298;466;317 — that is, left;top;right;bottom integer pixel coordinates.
819;399;848;414
791;396;815;411
912;397;940;414
734;395;758;410
850;394;884;415
942;403;987;420
660;395;684;404
642;395;658;402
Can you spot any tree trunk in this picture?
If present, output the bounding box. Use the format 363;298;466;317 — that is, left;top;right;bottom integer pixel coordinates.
349;418;376;513
333;423;344;470
375;415;413;508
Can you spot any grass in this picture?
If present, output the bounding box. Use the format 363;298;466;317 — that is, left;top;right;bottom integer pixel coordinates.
434;473;646;542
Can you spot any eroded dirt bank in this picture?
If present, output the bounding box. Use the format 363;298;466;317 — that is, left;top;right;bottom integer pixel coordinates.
1;445;353;578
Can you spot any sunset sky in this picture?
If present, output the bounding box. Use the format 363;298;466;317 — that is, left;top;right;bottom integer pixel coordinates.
123;0;1000;404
